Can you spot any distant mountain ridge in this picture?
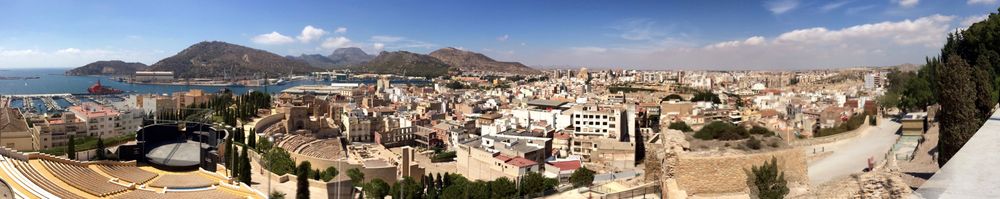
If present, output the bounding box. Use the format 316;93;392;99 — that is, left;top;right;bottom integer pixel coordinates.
65;60;148;76
354;51;453;78
429;47;540;75
288;47;375;69
147;41;320;77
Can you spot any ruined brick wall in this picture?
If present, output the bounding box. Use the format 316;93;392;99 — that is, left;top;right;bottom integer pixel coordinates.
674;148;808;195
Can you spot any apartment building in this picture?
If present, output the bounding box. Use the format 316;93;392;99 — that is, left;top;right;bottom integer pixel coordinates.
68;102;142;138
455;133;549;181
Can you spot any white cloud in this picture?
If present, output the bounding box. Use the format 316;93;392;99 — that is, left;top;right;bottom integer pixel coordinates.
497;34;509;42
962;14;989;27
614;18;664;41
251;31;295;45
297;25;328;43
371;35;404;43
893;0;919;8
0;49;39;57
821;1;851;12
368;35;435;49
321;36;352;49
968;0;997;4
765;0;799;14
526;14;957;70
373;43;385;52
773;14;953;46
706;36;766;49
56;48;81;54
570;47;608;54
335;27;347;34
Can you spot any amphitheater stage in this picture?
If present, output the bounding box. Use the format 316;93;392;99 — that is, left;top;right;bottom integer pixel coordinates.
145;140;204;171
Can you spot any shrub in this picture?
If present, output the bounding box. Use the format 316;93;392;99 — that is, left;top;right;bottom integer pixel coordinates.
746;136;762;150
668;121;694;132
431;151;457;162
816;114;868;137
694;121;749;140
750;126;773;135
746;157;789;199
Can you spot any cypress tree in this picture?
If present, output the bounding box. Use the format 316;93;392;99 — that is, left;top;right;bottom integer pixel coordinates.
95;138;106;160
936;54;979;166
248;131;257;149
67;135;76;160
296;161;311;199
239;147;252;184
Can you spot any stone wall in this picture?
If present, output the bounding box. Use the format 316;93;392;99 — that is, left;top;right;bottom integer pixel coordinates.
674;147;808;195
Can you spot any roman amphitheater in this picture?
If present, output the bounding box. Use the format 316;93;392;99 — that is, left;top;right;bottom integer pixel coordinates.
0;147;264;199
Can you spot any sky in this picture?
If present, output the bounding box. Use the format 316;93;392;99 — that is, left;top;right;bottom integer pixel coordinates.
0;0;997;70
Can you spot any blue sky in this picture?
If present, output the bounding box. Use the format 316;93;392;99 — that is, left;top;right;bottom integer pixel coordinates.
0;0;997;70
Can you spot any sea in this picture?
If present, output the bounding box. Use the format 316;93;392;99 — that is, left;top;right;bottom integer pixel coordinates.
0;68;426;95
0;68;428;114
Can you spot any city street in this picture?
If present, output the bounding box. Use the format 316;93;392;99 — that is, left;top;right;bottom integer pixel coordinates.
807;119;901;185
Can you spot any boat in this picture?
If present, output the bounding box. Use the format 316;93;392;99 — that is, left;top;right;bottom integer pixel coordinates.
88;80;124;95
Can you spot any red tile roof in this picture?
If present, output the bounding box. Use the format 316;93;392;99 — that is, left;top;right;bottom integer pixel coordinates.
547;160;582;171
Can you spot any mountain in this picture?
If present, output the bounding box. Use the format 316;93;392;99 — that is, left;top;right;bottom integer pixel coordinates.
65;60;148;76
288;47;375;69
429;47;541;75
328;47;374;66
148;41;320;78
287;54;339;69
355;51;453;78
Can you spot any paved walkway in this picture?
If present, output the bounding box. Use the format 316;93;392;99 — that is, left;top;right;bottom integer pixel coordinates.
916;110;1000;198
807;119;901;185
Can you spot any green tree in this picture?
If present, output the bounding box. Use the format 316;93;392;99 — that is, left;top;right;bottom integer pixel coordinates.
668;121;694;132
247;132;257;149
239;147;252;184
270;191;286;199
364;178;390;199
312;169;321;180
746;157;789;199
691;91;721;104
265;147;296;175
67;135;76;160
519;172;555;197
662;94;685;102
296;161;312;199
489;177;517;197
95;138;106;160
222;139;236;174
878;91;901;113
466;180;490;199
348;168;365;185
321;166;338;182
900;77;934;111
936;54;980;166
569;167;596;188
390;176;424;199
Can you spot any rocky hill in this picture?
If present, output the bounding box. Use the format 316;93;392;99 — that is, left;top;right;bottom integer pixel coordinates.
429;47;540;75
355;51;453;78
328;47;374;66
65;60;148;76
148;41;320;78
288;47;374;69
287;54;339;69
